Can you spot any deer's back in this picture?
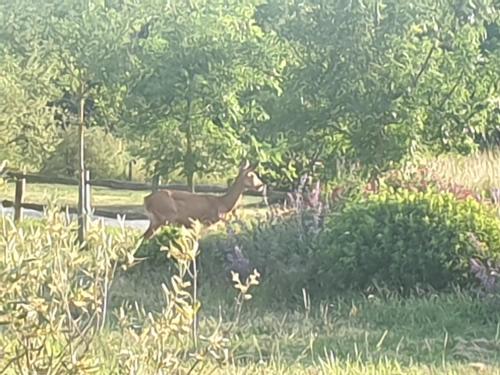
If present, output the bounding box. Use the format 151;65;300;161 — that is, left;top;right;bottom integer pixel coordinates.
144;189;222;225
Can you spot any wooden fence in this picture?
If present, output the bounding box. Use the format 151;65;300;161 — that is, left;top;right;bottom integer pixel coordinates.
1;170;286;227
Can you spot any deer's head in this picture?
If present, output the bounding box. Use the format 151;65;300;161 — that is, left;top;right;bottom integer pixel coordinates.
239;160;265;192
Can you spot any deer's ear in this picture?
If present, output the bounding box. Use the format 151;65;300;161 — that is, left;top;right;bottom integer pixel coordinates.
240;160;250;171
247;163;257;172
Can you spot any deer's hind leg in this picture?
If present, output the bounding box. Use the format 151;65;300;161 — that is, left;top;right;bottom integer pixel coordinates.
143;202;178;239
143;210;171;239
143;223;156;240
143;212;161;240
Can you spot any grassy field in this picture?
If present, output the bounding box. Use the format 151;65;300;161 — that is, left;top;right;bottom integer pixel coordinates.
1;151;500;374
2;214;499;374
109;253;500;373
424;149;500;192
109;292;500;374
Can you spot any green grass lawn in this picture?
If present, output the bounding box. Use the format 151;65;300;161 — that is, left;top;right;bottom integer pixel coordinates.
110;255;500;373
102;247;500;374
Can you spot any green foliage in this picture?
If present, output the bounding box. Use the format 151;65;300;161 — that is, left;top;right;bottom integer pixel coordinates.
242;216;317;304
1;211;500;373
0;52;60;170
196;209;324;305
2;0;498;187
134;225;182;265
134;213;319;305
114;222;236;374
122;0;290;188
0;0;141;175
314;191;500;294
41;127;130;179
257;0;499;177
0;211;137;373
0;213;236;373
134;224;256;295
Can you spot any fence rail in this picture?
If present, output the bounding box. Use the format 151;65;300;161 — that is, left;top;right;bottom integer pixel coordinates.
4;171;285;197
1;199;149;220
2;170;286;226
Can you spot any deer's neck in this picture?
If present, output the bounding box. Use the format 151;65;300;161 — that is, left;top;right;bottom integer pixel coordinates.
219;177;245;213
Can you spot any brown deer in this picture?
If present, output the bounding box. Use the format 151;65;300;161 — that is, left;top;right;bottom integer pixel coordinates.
142;161;265;239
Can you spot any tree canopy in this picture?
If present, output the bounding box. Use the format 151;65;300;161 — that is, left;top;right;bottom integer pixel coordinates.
0;0;498;187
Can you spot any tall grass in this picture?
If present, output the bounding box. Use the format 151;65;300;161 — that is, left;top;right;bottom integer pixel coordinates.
1;210;500;374
2;155;500;374
424;149;500;192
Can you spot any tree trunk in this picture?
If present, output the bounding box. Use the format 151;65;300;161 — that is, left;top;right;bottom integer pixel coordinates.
186;170;195;193
184;90;195;193
152;173;161;192
78;96;87;244
185;125;195;193
127;160;134;181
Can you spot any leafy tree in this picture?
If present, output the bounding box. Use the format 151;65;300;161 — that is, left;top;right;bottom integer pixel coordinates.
1;0;156;242
0;2;61;170
44;0;153;239
0;53;60;170
0;0;141;168
123;0;289;190
2;0;497;194
41;127;130;179
256;0;499;182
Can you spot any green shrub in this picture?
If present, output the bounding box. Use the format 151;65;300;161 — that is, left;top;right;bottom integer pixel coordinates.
0;211;136;373
133;225;234;300
132;213;321;306
130;225;188;287
199;210;322;306
41;127;130;179
0;212;234;373
314;190;500;294
135;225;182;260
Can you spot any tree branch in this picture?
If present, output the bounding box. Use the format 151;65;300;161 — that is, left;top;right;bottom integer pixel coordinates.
391;44;436;102
438;73;463;109
412;45;436;88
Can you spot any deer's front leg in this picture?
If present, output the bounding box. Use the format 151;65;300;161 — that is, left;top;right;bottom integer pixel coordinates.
143;224;155;240
217;208;235;225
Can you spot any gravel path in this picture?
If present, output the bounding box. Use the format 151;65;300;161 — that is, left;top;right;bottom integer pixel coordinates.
0;203;149;230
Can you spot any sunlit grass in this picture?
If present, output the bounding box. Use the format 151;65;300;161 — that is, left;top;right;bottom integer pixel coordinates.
424;149;500;192
2;213;500;374
110;252;500;370
2;150;500;374
191;363;500;374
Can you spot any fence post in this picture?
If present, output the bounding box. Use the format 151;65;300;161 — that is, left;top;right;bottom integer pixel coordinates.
78;169;89;243
14;176;26;222
152;174;161;192
127;160;136;181
84;169;91;214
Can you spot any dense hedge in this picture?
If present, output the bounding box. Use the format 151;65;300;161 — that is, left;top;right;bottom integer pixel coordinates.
313;191;500;293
